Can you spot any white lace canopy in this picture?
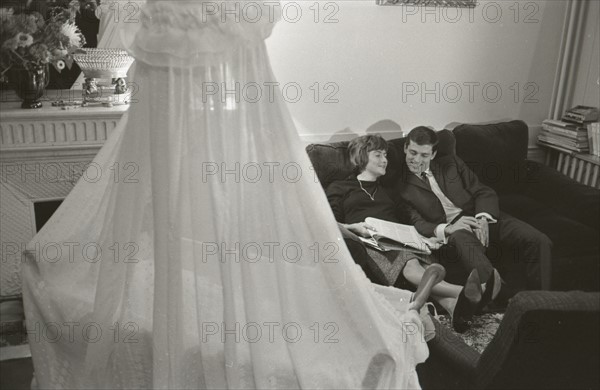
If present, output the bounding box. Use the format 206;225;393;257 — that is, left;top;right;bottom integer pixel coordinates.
22;1;431;388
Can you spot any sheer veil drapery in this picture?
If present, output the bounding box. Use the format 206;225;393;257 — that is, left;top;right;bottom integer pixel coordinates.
73;0;146;88
22;1;430;388
98;0;146;49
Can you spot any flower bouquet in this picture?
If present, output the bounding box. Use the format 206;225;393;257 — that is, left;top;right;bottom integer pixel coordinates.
0;1;86;107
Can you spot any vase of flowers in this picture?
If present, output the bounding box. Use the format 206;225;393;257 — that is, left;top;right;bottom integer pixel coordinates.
0;2;85;108
7;63;49;108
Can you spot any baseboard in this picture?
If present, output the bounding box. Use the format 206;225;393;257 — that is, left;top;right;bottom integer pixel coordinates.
528;145;546;163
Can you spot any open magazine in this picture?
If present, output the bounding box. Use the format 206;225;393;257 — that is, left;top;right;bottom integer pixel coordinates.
359;217;443;254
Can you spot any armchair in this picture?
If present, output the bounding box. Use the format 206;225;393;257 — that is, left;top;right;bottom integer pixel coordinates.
419;290;600;389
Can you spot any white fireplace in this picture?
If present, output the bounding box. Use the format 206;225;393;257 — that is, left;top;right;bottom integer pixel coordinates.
0;99;127;296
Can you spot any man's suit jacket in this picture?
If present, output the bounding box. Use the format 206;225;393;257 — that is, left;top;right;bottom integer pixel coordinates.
395;155;499;237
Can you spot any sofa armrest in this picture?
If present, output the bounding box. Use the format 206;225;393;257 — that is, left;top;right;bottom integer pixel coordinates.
523;161;600;231
475;290;600;389
427;318;479;376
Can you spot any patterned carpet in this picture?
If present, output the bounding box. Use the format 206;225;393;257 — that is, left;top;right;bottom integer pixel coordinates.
1;296;503;354
2;316;504;354
437;312;504;354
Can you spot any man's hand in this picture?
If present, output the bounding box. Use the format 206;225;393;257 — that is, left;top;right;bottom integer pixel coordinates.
444;216;479;236
345;222;375;238
474;217;489;247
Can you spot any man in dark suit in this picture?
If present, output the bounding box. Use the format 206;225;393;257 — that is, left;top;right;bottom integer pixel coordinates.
396;126;552;290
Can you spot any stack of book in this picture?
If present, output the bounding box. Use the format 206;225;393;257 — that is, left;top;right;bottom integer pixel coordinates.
538;105;599;154
588;122;600;157
539;119;590;153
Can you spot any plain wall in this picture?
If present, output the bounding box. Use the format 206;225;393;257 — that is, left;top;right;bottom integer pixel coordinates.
266;0;569;144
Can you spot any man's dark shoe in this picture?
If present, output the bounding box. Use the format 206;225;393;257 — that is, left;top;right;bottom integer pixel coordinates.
477;268;502;313
452;269;482;333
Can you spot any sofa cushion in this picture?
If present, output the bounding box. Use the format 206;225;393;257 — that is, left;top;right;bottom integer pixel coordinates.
305;142;354;190
496;193;600;291
522;161;600;232
526;214;599;258
454;120;529;194
499;193;599;257
454;120;528;162
497;193;549;221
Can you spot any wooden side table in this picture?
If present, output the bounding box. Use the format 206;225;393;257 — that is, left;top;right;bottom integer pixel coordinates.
539;142;600;189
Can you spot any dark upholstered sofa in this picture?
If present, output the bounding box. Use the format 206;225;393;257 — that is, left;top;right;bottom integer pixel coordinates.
306;120;600;389
306;120;600;292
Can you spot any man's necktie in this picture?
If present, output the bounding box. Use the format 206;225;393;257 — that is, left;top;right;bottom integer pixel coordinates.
421;170;463;223
421;171;431;189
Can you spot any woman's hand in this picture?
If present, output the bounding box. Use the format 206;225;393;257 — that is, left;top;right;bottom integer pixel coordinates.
345;222;375;238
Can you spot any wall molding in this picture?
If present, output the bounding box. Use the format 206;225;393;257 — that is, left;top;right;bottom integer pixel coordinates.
376;0;477;8
299;129;404;145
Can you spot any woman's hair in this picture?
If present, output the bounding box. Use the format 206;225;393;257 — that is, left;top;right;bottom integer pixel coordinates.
348;134;388;173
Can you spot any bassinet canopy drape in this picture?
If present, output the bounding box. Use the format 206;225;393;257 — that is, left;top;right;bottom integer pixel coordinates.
22;1;430;388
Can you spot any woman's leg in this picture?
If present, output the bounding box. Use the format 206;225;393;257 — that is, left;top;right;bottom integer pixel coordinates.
408;263;445;312
402;259;501;333
402;259;463;298
402;259;483;317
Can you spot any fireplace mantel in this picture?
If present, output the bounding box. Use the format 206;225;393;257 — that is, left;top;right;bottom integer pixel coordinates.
1;99;128;161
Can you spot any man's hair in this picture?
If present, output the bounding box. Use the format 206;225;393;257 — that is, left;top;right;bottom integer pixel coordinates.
348;134;388;173
405;126;439;152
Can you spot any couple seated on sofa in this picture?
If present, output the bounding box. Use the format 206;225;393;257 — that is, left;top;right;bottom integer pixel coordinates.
326;127;551;332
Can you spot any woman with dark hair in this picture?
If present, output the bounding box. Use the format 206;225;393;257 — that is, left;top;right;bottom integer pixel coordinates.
327;134;501;332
